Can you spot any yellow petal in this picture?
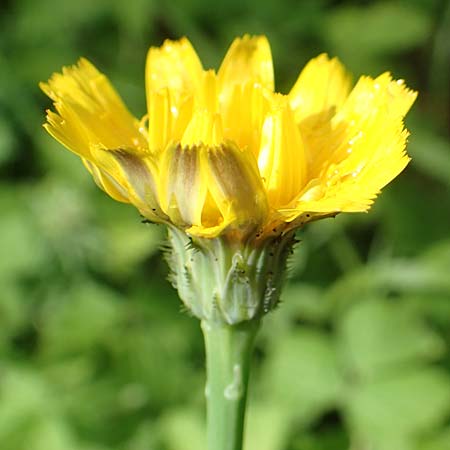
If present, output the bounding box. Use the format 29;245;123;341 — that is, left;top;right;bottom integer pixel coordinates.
160;141;268;238
90;145;163;221
147;87;195;154
181;110;224;148
147;88;173;153
289;53;351;124
221;81;270;157
218;35;274;103
335;72;417;123
82;158;130;203
44;108;91;159
283;73;417;221
195;70;219;113
146;38;203;153
41;58;147;159
257;95;308;208
158;143;208;227
146;37;203;102
192;141;268;238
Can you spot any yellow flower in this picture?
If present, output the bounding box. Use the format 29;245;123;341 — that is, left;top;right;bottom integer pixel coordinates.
41;35;417;241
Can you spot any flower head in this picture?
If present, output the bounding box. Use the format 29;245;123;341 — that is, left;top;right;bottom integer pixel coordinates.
41;35;416;242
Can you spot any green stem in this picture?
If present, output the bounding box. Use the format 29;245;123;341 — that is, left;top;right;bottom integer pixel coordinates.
201;319;260;450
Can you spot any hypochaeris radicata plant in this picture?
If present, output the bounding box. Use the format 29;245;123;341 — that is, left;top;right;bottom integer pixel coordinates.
41;35;416;450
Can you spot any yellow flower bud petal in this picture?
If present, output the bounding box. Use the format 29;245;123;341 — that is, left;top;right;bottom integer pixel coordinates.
195;141;268;237
182;110;224;148
40;58;147;155
222;82;270;157
147;88;173;153
146;37;203;102
283;73;417;222
159;141;268;238
90;146;163;221
218;35;274;103
289;53;352;125
82;158;130;203
158;143;207;227
257;96;307;208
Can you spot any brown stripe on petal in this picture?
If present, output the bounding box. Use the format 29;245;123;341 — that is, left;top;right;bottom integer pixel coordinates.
179;145;198;191
97;147;163;218
205;142;268;228
110;149;155;198
208;147;251;201
166;144;207;226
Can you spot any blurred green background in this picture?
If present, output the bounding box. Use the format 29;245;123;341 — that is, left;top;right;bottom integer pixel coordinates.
1;0;450;449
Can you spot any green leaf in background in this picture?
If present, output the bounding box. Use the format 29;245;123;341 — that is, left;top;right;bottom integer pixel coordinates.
158;408;205;450
346;368;450;450
262;329;343;424
419;427;450;450
324;2;432;74
99;219;162;278
408;124;450;188
0;117;17;166
337;298;444;378
245;402;290;450
39;281;123;356
0;186;50;279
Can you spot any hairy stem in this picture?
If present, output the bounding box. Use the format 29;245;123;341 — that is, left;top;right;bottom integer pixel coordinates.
201;319;260;450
